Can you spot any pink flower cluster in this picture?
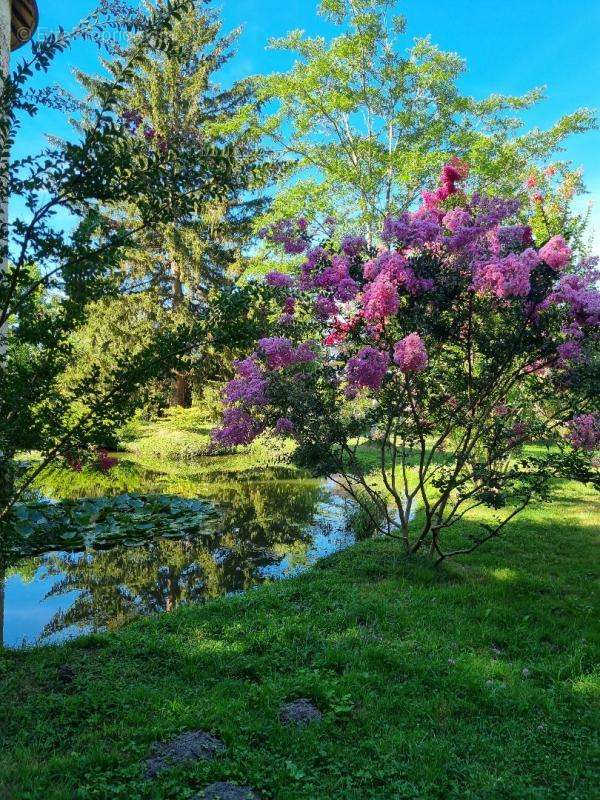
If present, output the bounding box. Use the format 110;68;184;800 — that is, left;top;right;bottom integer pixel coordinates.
362;274;399;320
346;347;389;390
539;236;571;270
566;414;600;451
472;250;541;299
393;333;428;373
422;157;469;211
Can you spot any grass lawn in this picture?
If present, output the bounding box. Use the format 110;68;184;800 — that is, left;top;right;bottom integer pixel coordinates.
1;479;599;799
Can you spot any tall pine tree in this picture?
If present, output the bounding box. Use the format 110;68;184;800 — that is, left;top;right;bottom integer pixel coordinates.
77;0;277;406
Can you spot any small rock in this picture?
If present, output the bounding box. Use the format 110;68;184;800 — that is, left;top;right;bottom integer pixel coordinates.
194;783;258;800
57;664;76;684
279;698;323;727
522;668;531;679
146;730;225;778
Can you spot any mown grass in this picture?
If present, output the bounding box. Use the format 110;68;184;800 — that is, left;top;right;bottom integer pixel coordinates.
1;480;598;799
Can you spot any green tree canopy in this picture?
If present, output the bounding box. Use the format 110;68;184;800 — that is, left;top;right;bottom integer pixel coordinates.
255;0;596;241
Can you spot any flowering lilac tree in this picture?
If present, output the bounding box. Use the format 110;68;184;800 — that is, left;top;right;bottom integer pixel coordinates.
214;161;600;562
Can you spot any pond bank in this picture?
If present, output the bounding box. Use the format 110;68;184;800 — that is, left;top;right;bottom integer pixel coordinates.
1;479;598;799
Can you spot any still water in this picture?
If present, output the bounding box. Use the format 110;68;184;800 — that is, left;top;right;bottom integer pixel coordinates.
2;477;355;648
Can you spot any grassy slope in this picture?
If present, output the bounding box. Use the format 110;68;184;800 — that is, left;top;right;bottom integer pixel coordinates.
33;408;301;501
1;481;598;800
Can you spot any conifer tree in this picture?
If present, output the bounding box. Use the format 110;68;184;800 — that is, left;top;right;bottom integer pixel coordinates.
77;0;277;406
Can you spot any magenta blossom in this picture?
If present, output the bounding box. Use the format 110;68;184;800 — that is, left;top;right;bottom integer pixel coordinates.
566;414;600;451
346;347;389;390
472;250;540;299
266;271;294;287
275;417;295;435
393;333;428;373
98;450;118;473
362;275;399;320
539;236;571;270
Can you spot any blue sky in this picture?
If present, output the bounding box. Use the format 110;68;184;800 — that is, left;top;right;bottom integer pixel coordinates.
13;0;600;248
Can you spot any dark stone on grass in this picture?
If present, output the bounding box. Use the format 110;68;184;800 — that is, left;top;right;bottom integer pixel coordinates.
194;783;258;800
57;664;76;684
146;730;225;778
279;698;322;727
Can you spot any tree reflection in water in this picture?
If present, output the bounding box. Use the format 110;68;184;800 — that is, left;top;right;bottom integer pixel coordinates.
36;480;328;639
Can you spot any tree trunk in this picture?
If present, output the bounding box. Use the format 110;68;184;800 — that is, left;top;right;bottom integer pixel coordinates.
170;260;191;407
0;567;5;649
171;371;191;407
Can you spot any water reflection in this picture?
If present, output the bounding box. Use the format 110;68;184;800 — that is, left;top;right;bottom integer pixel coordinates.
2;479;353;648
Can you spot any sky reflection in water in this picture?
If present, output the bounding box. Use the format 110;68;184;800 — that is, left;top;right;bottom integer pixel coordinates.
2;478;354;648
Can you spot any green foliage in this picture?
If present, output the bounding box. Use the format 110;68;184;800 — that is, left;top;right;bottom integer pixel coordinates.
1;0;234;534
254;0;596;239
74;0;280;407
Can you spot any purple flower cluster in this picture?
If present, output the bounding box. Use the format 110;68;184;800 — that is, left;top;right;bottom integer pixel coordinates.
301;252;359;302
546;267;600;327
266;270;294;287
212;408;264;446
279;296;296;324
275;417;295;435
393;333;428;373
341;235;368;256
258;337;316;369
556;339;583;365
212;158;600;471
382;211;441;247
566;414;600;451
223;358;267;406
472;249;541;299
346;347;389;390
314;295;339;319
262;219;309;254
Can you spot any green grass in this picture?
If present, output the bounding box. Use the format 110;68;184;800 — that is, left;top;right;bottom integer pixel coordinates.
1;480;598;799
123;407;298;478
29;408;303;501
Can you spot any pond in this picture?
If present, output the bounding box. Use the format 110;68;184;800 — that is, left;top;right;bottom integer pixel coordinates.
1;473;356;648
